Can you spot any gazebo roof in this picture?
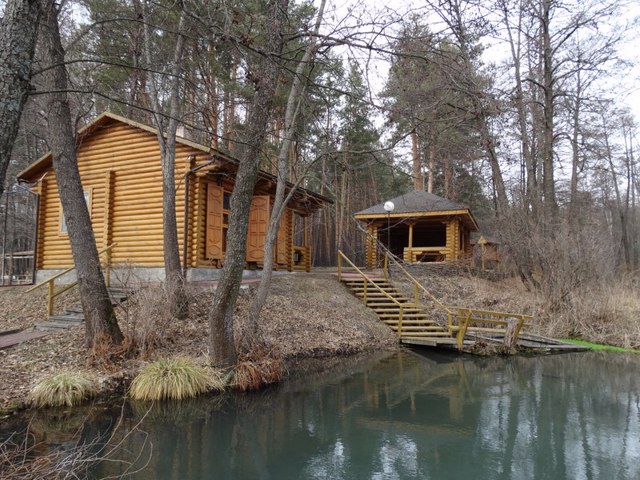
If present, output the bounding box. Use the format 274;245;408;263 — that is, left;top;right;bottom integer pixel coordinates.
354;190;479;230
355;190;466;215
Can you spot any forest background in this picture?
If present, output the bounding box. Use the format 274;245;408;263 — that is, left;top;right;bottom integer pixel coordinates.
1;0;640;358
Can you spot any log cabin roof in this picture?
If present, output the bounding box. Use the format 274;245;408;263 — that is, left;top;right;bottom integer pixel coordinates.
354;190;479;230
16;111;331;213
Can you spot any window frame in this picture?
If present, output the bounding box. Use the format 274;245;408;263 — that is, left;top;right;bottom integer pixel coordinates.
59;189;92;235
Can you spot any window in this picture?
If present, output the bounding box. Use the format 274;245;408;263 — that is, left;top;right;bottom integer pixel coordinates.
60;190;92;234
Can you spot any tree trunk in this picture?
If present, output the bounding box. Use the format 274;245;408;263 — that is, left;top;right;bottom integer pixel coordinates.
412;128;424;191
541;0;557;221
40;1;123;348
208;0;290;368
248;0;327;325
142;2;188;318
499;0;538;212
0;0;42;199
568;70;582;226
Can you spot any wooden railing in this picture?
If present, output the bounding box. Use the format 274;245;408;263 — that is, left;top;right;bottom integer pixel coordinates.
448;307;531;349
26;243;117;315
382;249;532;350
403;246;448;263
338;250;418;337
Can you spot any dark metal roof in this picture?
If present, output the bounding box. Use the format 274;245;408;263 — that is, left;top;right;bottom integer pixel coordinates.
355;190;470;216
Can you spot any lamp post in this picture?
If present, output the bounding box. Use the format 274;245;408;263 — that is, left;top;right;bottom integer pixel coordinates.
383;201;395;253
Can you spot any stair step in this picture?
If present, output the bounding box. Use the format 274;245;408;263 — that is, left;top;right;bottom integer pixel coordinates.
353;287;401;292
400;334;454;340
392;329;452;338
383;318;435;323
376;311;427;315
48;315;84;324
389;325;446;331
357;293;405;300
385;319;441;326
355;290;403;296
64;306;83;314
382;319;437;324
345;281;389;287
350;285;396;291
367;302;411;312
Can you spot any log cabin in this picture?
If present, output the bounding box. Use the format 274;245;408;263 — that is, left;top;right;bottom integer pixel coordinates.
17;112;330;283
354;190;479;269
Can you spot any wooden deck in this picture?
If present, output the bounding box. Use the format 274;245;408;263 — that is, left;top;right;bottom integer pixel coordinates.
401;332;590;353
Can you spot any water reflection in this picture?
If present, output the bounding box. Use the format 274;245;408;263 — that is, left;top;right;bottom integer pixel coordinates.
89;350;640;479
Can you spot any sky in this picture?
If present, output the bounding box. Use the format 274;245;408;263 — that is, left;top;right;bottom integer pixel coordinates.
324;0;640;123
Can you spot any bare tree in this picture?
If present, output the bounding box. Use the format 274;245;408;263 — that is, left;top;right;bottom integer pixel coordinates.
142;0;188;319
247;0;328;326
0;0;42;199
208;0;290;368
40;0;123;348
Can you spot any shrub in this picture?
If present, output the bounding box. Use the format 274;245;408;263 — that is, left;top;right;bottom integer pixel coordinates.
129;357;225;401
29;371;97;408
234;345;285;391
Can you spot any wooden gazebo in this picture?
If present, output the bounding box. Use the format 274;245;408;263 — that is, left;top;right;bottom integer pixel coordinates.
354;190;479;269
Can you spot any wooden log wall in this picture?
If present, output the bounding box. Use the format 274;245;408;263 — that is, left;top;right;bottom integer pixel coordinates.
33;118;319;273
365;223;378;269
36;122;196;269
445;219;460;261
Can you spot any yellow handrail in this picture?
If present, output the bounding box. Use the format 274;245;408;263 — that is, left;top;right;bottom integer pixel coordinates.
338;250;410;334
338;250;404;307
381;249;531;349
383;250;452;315
27;243;117;315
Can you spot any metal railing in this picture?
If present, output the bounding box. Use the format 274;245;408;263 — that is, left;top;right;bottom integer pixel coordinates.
26;243;117;315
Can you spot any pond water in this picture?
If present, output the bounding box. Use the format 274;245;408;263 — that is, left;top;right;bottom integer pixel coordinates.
28;350;640;479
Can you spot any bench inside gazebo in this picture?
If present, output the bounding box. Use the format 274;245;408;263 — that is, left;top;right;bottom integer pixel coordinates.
354;190;479;269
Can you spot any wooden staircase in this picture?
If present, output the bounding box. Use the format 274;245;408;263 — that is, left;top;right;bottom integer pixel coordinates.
34;287;131;331
341;275;451;341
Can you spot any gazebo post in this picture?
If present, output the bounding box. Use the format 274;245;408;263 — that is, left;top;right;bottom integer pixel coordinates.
408;222;414;263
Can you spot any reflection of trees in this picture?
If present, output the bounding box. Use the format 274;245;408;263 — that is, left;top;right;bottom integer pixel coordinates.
91;351;640;479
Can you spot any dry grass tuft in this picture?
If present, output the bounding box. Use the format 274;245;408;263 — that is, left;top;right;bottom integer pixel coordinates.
28;371;97;408
234;342;285;391
129;357;225;401
119;286;173;358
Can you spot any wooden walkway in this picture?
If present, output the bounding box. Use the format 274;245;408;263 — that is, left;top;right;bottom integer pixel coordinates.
337;257;589;354
0;329;49;350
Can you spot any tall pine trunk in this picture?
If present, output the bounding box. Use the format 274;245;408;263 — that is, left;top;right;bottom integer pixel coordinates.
248;0;327;325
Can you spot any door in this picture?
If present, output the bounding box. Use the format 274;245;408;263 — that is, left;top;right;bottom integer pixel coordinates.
246;195;270;262
205;183;223;260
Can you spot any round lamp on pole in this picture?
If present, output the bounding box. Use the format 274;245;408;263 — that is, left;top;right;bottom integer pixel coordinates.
383;201;394;253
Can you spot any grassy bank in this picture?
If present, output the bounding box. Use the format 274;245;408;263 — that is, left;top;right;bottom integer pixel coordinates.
560;339;640;353
0;273;398;413
2;267;639;413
